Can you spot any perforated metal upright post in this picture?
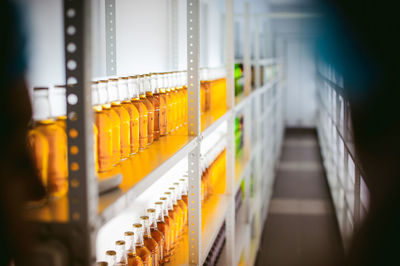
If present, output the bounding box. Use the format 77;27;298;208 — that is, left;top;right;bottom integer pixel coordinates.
64;0;97;264
187;0;201;264
243;3;251;96
225;0;235;264
168;0;179;69
105;0;117;76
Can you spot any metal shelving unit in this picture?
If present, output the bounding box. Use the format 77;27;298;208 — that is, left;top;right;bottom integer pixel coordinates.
25;0;285;265
316;63;368;248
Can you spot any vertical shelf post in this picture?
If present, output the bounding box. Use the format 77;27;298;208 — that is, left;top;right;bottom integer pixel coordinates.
187;0;201;264
243;3;251;96
64;0;96;264
105;0;117;76
225;0;235;263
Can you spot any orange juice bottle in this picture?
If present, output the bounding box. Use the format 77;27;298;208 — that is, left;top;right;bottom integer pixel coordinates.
139;75;154;145
154;73;166;138
170;72;178;131
160;197;176;250
31;87;68;198
168;187;184;236
140;216;159;266
133;223;153;266
177;71;185;128
119;77;139;155
124;231;144;266
179;178;188;206
93;81;113;172
164;191;180;244
154;202;171;262
98;80;121;165
147;74;160;141
129;76;148;149
182;71;188;126
159;74;168;136
146;209;164;265
108;78;130;161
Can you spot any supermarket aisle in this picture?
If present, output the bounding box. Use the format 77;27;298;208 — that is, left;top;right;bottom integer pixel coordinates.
255;129;344;266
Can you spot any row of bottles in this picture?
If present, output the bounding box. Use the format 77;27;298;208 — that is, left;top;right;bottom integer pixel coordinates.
93;72;189;173
27;68;228;200
97;178;189;266
200;68;227;114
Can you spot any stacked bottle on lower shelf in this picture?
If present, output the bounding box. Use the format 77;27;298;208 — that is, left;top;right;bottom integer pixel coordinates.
97;178;189;266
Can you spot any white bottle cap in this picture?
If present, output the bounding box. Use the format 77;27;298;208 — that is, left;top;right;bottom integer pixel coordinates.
32;87;51;121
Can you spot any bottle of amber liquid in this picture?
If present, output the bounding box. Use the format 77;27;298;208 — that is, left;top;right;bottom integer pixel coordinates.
172;72;181;130
173;182;188;227
164;192;180;246
167;188;184;237
119;77;139;155
182;71;188;126
115;240;128;266
93;81;113;172
124;231;144;266
133;223;153;266
31;87;68;198
147;74;160;141
129;76;148;149
179;178;188;206
105;250;117;266
155;74;167;137
108;78;131;160
146;209;164;264
140;216;159;266
165;73;174;134
138;75;154;145
154;202;170;262
169;73;178;132
98;80;121;165
159;197;176;251
176;72;185;129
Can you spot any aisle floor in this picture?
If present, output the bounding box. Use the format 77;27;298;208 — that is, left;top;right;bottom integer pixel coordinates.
255;129;344;266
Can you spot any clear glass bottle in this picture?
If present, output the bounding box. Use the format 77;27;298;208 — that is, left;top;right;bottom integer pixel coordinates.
99;80;121;165
147;74;160;140
155;74;167;137
168;188;184;237
30;87;68;198
165;73;173;134
129;76;148;149
132;223;152;266
172;72;181;130
119;77;139;155
94;81;113;172
115;240;128;266
163;192;179;246
124;231;144;266
159;197;176;251
140;216;159;266
154;202;170;262
105;250;117;266
138;75;154;145
174;182;187;227
147;209;164;264
108;78;131;160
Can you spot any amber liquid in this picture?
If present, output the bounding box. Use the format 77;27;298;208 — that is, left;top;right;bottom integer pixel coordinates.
164;213;176;252
33;120;68;198
93;123;99;172
158;91;168;136
27;129;49;188
150;228;164;265
182;194;188;205
171;89;178;131
177;199;188;227
147;92;160;141
131;98;148;149
121;101;140;154
102;105;121;165
111;102;131;160
127;253;144;266
143;235;159;266
140;95;154;145
177;88;185;128
156;220;170;262
136;245;152;266
166;90;173;133
183;85;188;125
173;203;184;237
94;107;113;172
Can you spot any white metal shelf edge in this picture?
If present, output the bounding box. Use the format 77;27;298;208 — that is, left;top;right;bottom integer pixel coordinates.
98;137;198;227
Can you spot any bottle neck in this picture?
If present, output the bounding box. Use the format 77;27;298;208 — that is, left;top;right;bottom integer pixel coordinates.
115;243;128;265
106;252;117;266
169;190;178;205
124;234;136;255
148;212;158;229
133;226;144;246
164;194;174;210
155;204;165;222
141;219;151;237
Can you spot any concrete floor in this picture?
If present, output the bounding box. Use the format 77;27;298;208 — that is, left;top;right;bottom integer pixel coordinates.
255;129;345;266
